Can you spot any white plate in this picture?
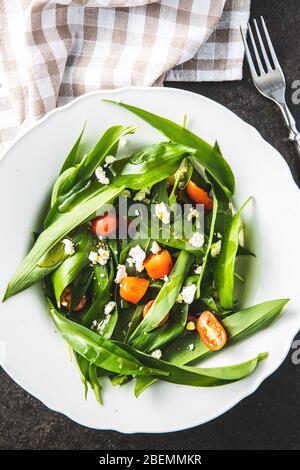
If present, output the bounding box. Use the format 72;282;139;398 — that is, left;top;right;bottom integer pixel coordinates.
0;87;300;433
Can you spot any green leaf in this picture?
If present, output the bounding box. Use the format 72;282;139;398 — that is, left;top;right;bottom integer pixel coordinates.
104;100;235;196
115;342;267;392
135;298;288;395
128;251;194;343
60;122;86;175
49;298;266;390
111;142;194;190
88;363;103;405
196;191;218;298
76;125;136;183
46;125;136;226
48;300;168;378
51;230;95;305
4;184;124;300
215;197;252;309
132;303;189;353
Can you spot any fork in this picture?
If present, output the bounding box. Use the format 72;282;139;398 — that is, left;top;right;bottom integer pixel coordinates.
241;16;300;157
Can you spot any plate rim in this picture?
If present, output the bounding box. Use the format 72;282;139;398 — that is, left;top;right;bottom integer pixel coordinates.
1;86;300;433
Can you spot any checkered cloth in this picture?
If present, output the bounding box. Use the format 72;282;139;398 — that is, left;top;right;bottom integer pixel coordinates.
0;0;250;152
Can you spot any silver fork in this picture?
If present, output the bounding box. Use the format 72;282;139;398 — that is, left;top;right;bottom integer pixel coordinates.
241;16;300;157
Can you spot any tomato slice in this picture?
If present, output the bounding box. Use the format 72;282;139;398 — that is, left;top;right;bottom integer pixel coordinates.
143;299;169;327
120;277;149;304
196;311;227;351
90;212;118;238
60;287;87;312
186;180;213;210
144;250;173;280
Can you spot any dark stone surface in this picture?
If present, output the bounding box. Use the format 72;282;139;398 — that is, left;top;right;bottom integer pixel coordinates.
0;0;300;450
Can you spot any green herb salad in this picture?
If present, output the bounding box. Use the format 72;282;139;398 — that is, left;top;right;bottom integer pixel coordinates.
4;101;288;403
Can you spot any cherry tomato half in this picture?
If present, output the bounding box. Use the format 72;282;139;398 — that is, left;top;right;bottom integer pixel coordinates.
60;287;87;312
196;311;227;351
120;277;149;304
143;299;169;327
186;180;213;210
144;250;173;280
90;212;118;238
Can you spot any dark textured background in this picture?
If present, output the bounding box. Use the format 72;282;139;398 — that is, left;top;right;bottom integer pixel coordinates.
1;0;300;450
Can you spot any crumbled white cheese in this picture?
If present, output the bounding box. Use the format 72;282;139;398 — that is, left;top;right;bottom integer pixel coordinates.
126;257;135;268
88;246;110;265
104;155;116;167
135;209;140;216
128;244;146;273
88;251;99;264
211;240;222;257
62;239;75;256
217;232;222;239
178;284;197;305
97;246;110;265
187;207;200;222
91;320;98;330
194;265;202;275
104;301;116;316
95;166;109;185
150;241;161;254
151;349;162;360
133;187;150;202
189;232;204;248
155;202;170;224
97;314;111;333
115;264;127;284
163;275;169;282
188;343;195;351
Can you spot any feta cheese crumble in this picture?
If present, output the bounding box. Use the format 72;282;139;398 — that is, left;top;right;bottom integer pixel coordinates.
115;264;127;284
126;257;135;268
177;284;197;305
189;232;204;248
88;251;99;264
188;343;195;351
88;246;110;265
163;275;169;282
62;239;75;256
150;241;161;254
133;187;150;202
211;240;222;257
104;301;116;316
104;155;116;167
95;166;109;185
128;245;146;273
96;315;111;333
155;202;170;224
194;265;202;275
97;246;110;265
151;349;162;360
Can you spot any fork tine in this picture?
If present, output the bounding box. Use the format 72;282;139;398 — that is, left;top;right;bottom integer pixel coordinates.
247;23;264;75
253;19;272;70
260;16;280;67
240;27;258;79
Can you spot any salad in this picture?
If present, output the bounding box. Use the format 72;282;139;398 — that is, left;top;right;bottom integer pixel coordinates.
4;101;288;403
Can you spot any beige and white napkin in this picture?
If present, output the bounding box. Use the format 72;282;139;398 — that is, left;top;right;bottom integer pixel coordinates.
0;0;250;152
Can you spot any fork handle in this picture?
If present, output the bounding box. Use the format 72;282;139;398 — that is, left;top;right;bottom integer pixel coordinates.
276;102;300;158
